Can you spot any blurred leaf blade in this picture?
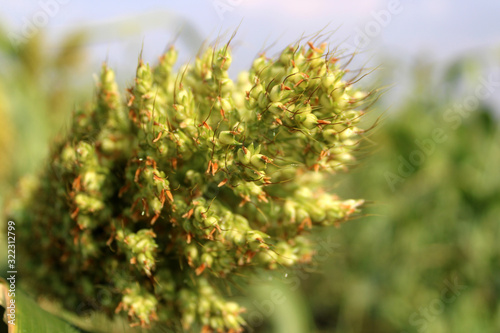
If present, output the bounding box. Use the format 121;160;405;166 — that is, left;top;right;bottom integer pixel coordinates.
0;278;83;333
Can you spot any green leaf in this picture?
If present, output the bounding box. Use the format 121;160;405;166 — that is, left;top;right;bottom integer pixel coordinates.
0;278;83;333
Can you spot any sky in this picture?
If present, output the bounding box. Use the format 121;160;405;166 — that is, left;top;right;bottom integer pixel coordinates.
2;0;500;98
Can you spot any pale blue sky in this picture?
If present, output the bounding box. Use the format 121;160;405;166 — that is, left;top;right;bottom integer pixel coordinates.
3;0;500;87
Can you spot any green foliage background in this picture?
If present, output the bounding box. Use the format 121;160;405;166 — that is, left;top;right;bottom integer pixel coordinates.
1;26;499;333
298;58;500;333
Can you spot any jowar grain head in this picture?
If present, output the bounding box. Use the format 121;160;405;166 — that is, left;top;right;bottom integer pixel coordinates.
8;39;374;332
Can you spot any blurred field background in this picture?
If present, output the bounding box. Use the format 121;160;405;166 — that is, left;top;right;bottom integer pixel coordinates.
1;2;500;332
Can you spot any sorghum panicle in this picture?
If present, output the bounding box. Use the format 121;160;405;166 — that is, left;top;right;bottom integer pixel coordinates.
10;41;372;332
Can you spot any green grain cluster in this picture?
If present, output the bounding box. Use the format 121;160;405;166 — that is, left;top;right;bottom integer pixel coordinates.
9;41;372;332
